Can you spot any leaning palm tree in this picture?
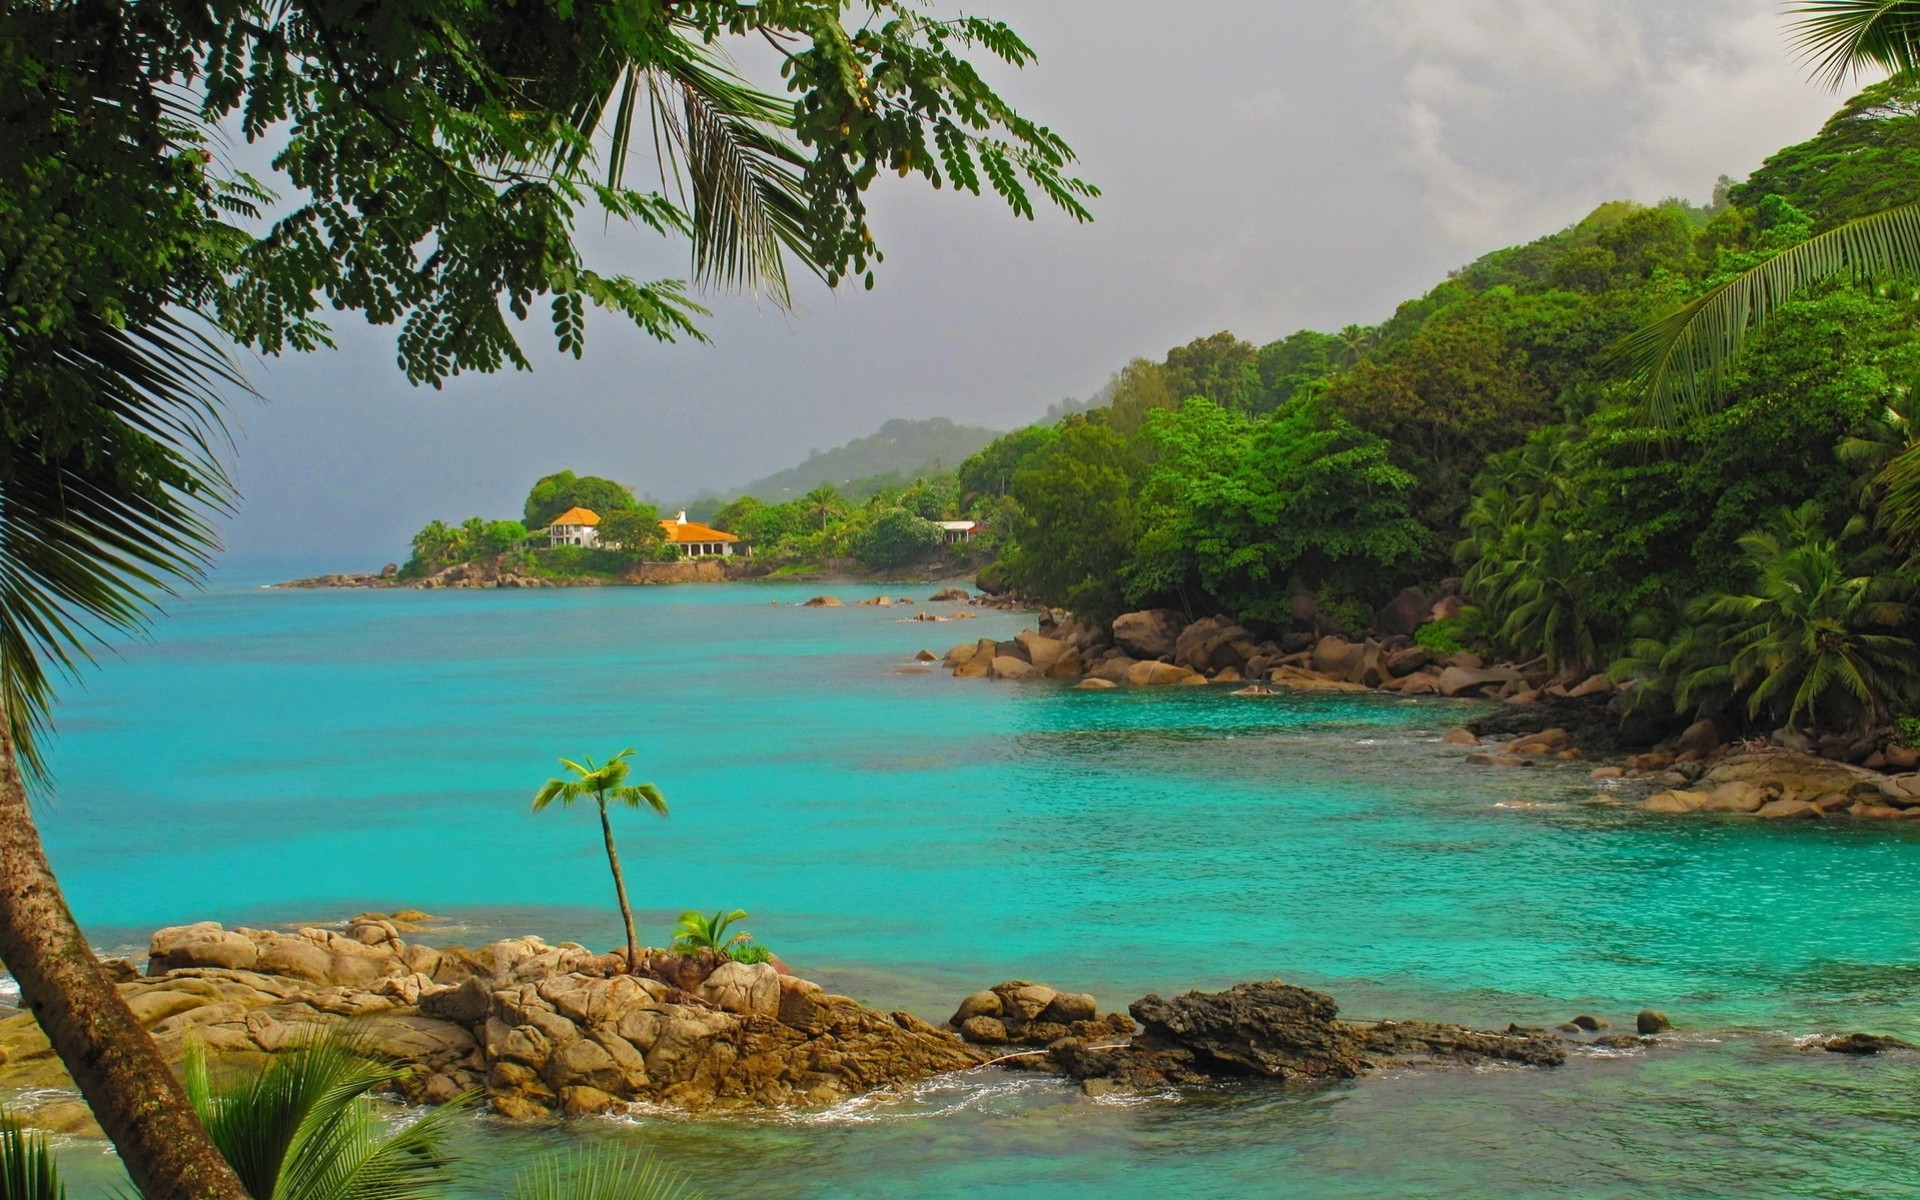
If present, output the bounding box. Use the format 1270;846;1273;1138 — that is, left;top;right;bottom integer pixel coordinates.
534;750;669;970
1619;2;1920;423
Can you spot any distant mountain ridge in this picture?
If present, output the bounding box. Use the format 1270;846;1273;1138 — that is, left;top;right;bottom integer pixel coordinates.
713;417;1000;503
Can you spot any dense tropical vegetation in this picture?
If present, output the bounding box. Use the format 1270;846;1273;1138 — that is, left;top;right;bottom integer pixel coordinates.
977;71;1920;740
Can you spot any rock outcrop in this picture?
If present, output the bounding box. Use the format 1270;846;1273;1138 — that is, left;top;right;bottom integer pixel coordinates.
946;981;1134;1047
1042;980;1564;1093
0;916;988;1131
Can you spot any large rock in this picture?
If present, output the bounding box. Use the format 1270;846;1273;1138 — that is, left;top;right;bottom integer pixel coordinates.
1385;646;1436;677
947;981;1132;1047
1375;587;1430;637
1310;636;1366;681
989;656;1039;681
1131;982;1361;1079
147;919;466;988
1173;616;1259;675
1110;609;1185;660
1673;718;1723;757
1694;750;1888;808
1438;666;1519;698
1051;981;1564;1093
1014;630;1070;674
1127;660;1198;686
1043;646;1085;679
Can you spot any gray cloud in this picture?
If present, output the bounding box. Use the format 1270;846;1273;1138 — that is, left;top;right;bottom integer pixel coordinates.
214;1;1845;569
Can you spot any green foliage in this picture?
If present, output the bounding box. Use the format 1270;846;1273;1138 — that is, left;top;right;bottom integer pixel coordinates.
0;1035;699;1199
724;418;1000;503
0;1114;64;1200
533;750;668;818
958;425;1058;501
404;517;530;575
597;507;668;557
185;1034;467;1200
1000;422;1144;622
506;1151;704;1200
725;941;775;965
671;909;752;954
1898;715;1920;748
851;508;943;568
1125;397;1425;622
1734;79;1920;227
1163;331;1263;412
1414;617;1468;655
523;472;639;528
1612;505;1919;731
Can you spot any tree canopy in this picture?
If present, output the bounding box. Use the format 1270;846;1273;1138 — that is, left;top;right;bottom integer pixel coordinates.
524;471;641;527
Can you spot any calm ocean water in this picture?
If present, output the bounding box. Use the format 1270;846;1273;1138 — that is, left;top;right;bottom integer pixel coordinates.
35;582;1920;1196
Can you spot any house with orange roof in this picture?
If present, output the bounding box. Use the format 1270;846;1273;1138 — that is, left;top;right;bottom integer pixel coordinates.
546;506;602;547
659;510;744;557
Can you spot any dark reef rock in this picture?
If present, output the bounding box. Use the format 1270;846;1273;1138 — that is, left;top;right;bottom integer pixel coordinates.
1041;980;1565;1093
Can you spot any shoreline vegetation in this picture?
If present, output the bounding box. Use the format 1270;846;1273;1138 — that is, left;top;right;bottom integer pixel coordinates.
290;468;1003;591
292;75;1920;784
938;600;1920;822
5;911;1899;1143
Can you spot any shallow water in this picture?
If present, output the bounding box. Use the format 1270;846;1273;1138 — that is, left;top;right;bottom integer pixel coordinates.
32;583;1920;1195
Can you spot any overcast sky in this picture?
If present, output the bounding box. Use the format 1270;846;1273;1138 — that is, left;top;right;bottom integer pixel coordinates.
221;0;1850;570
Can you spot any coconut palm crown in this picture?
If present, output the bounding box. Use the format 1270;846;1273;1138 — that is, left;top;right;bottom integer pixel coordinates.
534;750;669;970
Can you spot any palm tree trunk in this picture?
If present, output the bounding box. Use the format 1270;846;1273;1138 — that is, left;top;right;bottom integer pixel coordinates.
598;801;641;970
0;725;248;1199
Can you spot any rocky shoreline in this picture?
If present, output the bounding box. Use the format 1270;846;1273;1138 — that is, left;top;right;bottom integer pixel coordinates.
930;600;1920;823
0;915;1754;1139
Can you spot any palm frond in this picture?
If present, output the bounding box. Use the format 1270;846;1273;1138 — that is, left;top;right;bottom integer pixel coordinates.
581;42;810;304
1790;1;1920;90
508;1149;703;1200
191;1030;464;1200
1615;202;1920;424
0;1112;66;1200
1;308;238;780
613;782;668;815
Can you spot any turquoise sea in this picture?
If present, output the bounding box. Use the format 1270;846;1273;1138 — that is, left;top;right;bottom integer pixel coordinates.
33;580;1920;1197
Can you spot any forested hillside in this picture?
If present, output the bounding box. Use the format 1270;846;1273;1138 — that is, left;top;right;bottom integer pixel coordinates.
961;79;1920;738
705;417;1000;506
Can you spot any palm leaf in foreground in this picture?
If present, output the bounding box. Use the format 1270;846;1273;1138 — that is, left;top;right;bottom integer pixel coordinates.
185;1033;469;1200
1614;201;1920;426
1789;0;1920;90
0;1115;66;1200
509;1150;703;1200
1;310;237;779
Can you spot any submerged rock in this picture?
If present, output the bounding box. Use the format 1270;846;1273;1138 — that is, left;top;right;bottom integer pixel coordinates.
1818;1033;1912;1055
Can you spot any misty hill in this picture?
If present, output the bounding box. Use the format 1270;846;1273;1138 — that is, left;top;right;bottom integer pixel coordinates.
724;417;1000;502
